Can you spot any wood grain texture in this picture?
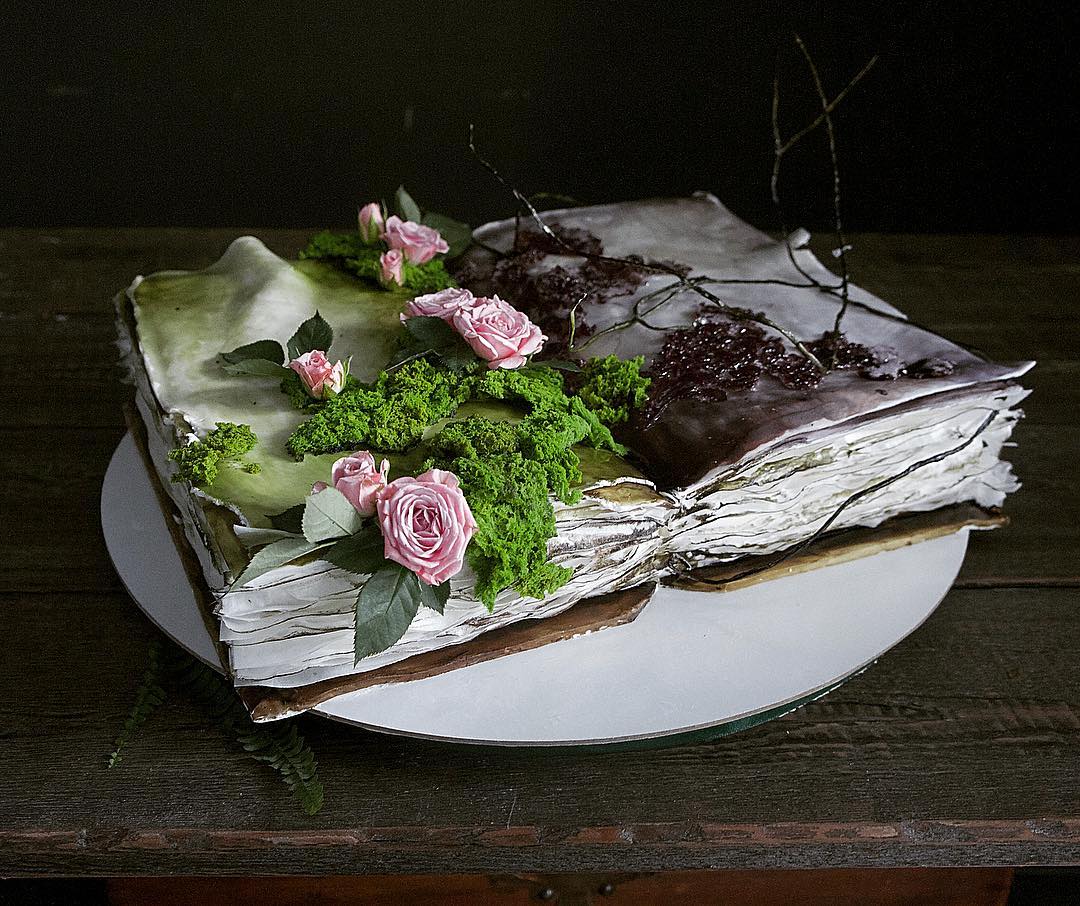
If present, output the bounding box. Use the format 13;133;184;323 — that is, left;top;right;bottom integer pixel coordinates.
0;230;1077;876
106;868;1016;905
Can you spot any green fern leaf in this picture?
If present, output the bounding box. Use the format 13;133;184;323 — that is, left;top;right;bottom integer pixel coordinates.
237;723;325;816
108;639;168;768
162;647;325;815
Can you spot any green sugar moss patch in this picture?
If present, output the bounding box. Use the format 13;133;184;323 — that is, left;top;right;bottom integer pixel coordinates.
434;443;571;609
426;415;580;608
578;354;650;425
168;422;259;486
286;358;471;458
286;360;627;462
300;231;456;294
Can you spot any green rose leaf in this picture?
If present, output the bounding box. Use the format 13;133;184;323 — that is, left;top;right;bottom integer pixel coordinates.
398;316;477;371
221;358;292;377
535;358;584;373
267;503;305;534
354;564;422;663
302;486;365;543
220;339;285;366
394;185;422;224
234;536;330;587
287;310;334;361
417;579;450;615
403;315;458;348
421;211;473;259
324;527;387;576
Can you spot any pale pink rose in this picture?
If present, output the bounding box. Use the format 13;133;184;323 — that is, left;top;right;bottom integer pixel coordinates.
383;215;449;265
320;451;391;516
376;468;477;585
400;287;475;323
380;249;405;287
450;295;545;369
358;202;384;244
289;350;347;399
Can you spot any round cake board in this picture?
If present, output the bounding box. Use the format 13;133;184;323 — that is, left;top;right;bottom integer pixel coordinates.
102;433;968;748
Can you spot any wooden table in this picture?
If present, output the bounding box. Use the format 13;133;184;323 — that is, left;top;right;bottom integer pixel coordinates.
1;230;1077;901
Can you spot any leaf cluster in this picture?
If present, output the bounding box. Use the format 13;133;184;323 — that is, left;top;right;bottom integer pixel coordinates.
108;640;324;816
246;486;449;664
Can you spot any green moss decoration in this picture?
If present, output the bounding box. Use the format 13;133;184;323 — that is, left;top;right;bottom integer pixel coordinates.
577;354;651;425
300;230;456;293
280;371;313;410
439;451;571;609
205;422;257;458
168;422;259;486
286;358;470;458
426;416;577;608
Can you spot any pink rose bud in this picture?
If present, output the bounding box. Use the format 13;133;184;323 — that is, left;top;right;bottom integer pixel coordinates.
376;468;477;586
450;295;545;370
328;451;390;516
380;249;405;287
288;350;348;399
358;202;385;244
401;287;475;322
383;215;449;265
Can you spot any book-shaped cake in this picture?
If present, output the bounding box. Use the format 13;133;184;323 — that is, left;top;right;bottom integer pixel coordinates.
117;195;1031;720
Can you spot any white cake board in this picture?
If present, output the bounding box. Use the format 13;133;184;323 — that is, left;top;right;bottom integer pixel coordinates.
102;433;969;747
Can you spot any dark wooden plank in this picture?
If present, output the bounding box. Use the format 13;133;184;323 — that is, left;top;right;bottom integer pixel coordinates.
105;868;1016;906
0;587;1078;874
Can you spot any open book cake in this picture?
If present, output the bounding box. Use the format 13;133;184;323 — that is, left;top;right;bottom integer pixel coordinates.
116;194;1031;720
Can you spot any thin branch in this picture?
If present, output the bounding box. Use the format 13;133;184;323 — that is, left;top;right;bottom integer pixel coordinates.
771;40;879;309
771;53;830;290
794;33;851;334
777;52;879;157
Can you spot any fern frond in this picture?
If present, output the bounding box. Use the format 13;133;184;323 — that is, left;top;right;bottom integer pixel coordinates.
108;639;168;768
237;723;325;816
162;647;325;815
165;647;246;726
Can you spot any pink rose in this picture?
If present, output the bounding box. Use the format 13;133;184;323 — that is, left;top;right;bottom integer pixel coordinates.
401;287;475;322
380;249;405;287
376;468;477;586
322;451;391;516
289;350;347;399
450;295;545;369
358;202;384;244
383;215;449;265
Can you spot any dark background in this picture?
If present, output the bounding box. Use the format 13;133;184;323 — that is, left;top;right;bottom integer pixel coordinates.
2;1;1077;233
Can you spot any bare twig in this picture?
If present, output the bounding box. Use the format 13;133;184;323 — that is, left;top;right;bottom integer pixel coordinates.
771;39;879;310
777;52;879;158
794;34;852;334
